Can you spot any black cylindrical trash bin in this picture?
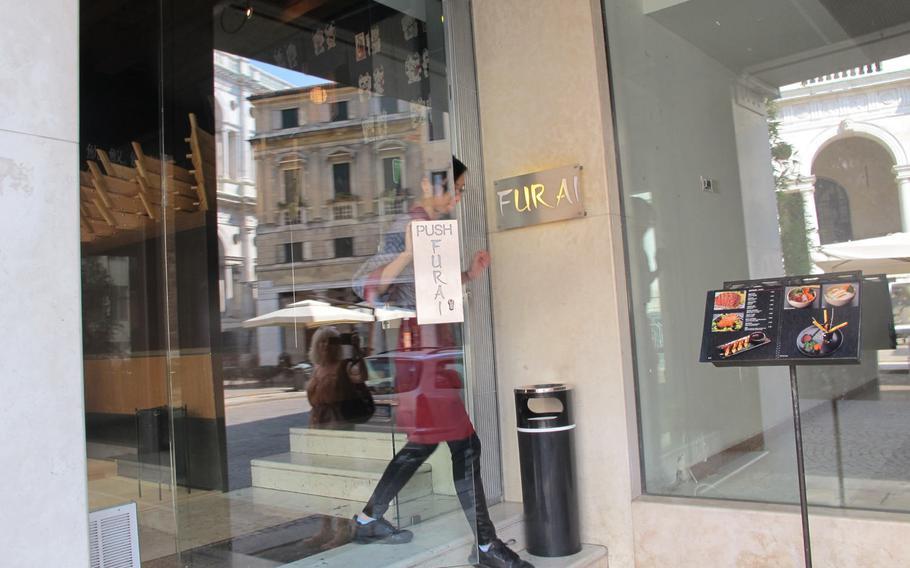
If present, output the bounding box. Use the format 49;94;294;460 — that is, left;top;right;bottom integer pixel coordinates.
515;384;581;557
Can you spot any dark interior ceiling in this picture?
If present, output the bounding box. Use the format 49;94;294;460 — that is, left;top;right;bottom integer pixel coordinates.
818;0;910;38
647;0;910;87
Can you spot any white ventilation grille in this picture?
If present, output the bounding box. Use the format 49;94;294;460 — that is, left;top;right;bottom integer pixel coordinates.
88;503;140;568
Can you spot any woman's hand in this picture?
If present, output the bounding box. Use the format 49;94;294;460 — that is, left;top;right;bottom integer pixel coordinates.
402;221;414;260
466;250;491;281
346;360;366;383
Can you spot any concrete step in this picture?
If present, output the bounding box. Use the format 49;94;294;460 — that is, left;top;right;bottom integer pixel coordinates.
251;452;433;503
289;427;408;459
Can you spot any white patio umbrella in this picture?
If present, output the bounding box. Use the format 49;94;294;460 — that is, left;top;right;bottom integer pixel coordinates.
358;304;417;322
242;299;374;329
814;232;910;275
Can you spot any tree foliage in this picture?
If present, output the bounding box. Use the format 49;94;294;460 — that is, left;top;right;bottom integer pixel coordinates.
767;100;813;275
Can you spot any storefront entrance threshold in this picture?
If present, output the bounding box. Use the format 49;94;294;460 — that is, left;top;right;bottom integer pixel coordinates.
282;502;607;568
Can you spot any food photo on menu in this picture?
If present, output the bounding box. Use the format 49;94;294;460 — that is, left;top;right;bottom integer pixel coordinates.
717;330;772;359
780;279;860;361
785;285;819;309
714;290;746;310
823;282;857;307
712;312;744;332
794;307;848;358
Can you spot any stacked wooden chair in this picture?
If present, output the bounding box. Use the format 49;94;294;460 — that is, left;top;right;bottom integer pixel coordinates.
80;113;215;246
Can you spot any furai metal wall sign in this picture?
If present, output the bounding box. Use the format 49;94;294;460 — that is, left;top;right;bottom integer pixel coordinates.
493;164;585;231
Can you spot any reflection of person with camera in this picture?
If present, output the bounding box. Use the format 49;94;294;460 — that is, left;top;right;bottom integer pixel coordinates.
302;327;374;552
352;158;532;568
306;327;374;429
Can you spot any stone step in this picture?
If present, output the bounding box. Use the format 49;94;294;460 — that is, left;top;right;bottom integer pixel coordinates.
413;508;607;567
278;498;608;568
289;427;407;460
228;487;464;529
428;543;608;568
251;452;433;503
520;546;609;568
282;502;526;568
114;452;173;484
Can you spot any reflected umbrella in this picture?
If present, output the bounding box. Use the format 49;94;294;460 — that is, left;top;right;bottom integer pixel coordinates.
242;299;374;328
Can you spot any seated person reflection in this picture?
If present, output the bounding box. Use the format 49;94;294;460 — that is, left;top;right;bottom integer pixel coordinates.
352;158;532;568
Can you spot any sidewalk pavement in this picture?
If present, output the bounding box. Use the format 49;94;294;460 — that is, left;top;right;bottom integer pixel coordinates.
225;387;309;406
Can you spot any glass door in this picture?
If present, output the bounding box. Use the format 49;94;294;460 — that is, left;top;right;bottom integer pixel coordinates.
156;1;495;565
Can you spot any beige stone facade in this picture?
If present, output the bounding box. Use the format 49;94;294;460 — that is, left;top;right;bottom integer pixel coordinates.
248;84;449;362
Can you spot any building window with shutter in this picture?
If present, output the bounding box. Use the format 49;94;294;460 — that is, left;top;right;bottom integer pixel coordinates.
283;242;303;263
227;131;239;178
281;107;299;129
330;101;348;121
334;237;353;258
383;157;402;192
333;162;351;197
380;96;398;114
283;168;300;204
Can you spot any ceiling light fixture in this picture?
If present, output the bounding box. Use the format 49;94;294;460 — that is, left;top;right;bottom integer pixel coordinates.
310;86;328;104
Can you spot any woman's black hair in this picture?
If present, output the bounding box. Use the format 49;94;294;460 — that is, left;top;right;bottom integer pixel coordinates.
452;156;467;180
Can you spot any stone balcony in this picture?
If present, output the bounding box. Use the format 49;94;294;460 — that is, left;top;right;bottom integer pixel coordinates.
277;197;411;227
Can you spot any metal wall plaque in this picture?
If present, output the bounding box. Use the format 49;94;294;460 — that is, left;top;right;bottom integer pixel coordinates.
493;164;585;230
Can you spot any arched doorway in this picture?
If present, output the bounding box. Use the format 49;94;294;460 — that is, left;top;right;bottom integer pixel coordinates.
814;177;853;245
812;136;902;242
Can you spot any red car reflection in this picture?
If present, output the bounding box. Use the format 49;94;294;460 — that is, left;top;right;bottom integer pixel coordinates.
364;348;473;443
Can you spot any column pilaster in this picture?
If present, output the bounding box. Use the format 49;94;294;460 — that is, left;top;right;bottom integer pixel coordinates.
791;176;820;251
893;165;910;232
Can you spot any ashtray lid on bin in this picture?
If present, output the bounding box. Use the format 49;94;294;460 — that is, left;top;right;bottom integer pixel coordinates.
514;383;572;394
514;383;574;430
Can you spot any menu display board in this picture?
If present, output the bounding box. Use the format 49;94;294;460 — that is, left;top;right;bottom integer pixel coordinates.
700;272;862;366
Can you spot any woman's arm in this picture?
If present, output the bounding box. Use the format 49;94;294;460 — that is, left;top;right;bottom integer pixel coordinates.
462;250;491;283
374;223;414;294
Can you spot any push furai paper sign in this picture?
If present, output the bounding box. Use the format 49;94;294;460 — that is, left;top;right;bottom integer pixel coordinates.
411;220;464;325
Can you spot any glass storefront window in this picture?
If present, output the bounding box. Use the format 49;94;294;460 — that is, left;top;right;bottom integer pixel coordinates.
606;1;910;512
81;2;501;566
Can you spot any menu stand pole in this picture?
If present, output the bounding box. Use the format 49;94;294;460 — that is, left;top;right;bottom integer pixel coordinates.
789;364;813;568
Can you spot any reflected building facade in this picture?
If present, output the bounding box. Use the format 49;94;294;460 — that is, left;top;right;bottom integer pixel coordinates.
248;84;450;364
214;50;293;370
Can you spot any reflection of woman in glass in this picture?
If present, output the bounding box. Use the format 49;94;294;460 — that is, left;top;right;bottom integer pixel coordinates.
306;326;369;429
351;158;531;568
300;326;373;552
